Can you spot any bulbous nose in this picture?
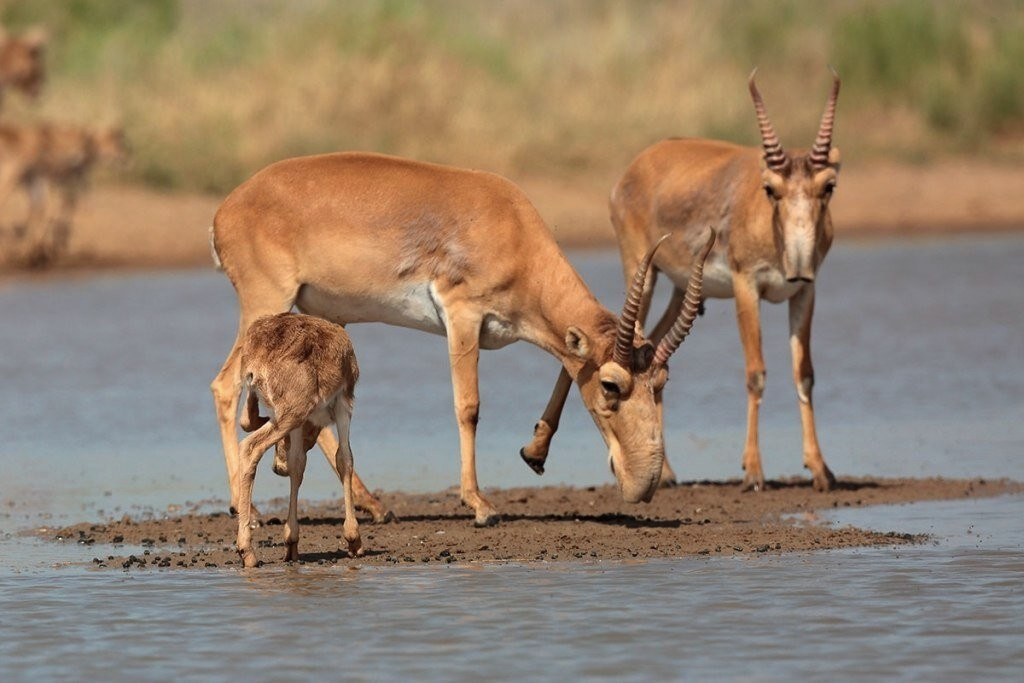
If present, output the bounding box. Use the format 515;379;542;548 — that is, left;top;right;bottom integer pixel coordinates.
620;471;660;504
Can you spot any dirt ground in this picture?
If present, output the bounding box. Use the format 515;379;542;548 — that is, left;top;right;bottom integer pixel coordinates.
2;159;1024;275
43;476;1023;570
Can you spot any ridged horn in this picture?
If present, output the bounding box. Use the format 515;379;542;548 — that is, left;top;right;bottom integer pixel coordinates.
748;69;789;172
809;67;841;170
613;234;669;370
653;230;716;367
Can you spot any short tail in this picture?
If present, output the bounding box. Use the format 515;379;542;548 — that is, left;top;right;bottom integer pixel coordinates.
208;224;223;271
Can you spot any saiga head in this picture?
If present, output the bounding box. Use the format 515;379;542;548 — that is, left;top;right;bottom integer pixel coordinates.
568;232;715;503
749;69;841;283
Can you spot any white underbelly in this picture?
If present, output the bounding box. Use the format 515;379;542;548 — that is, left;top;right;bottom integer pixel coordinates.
662;253;735;299
661;255;803;303
296;281;448;335
294;281;520;349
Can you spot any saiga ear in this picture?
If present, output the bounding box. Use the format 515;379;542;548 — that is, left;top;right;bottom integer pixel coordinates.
828;147;842;171
565;326;591;359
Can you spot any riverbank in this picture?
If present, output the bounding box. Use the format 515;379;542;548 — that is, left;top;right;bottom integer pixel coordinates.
2;159;1023;277
42;476;1023;569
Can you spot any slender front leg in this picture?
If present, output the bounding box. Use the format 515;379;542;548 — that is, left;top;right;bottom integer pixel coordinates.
283;426;307;562
734;278;767;491
446;312;498;526
334;406;363;557
519;367;572;474
789;285;836;491
316;428;394;523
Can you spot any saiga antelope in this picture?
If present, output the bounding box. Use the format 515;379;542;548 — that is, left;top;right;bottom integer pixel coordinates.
522;70;841;492
210;152;713;527
0;123;129;262
237;312;363;568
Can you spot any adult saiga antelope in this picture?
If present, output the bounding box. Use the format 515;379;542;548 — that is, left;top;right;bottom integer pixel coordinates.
210;152;713;526
522;70;840;492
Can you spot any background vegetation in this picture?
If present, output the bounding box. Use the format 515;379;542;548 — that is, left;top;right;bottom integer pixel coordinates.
3;0;1022;195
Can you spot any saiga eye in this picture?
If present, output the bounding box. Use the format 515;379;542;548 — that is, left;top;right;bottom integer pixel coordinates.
600;380;621;397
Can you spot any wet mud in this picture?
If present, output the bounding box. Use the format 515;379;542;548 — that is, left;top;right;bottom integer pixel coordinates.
41;476;1023;570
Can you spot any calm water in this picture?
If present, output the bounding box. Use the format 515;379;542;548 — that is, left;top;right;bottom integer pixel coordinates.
2;235;1023;681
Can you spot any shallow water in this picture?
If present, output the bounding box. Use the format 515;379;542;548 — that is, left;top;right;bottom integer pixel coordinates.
2;235;1023;681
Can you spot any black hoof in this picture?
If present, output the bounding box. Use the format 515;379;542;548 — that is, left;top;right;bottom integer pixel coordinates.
519;448;545;475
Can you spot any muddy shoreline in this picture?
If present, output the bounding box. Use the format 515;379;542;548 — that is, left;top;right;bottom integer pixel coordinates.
40;476;1023;570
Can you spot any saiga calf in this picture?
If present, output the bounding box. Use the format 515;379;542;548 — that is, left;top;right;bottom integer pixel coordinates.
236;312;364;568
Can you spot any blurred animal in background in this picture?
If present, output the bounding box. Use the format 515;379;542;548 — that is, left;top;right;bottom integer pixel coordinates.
607;69;842;492
0;25;47;110
0;122;129;265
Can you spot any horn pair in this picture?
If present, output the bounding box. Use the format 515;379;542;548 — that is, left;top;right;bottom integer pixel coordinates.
613;231;716;370
749;67;841;172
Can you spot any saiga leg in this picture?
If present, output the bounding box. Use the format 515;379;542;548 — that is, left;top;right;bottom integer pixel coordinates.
283;426;307;562
788;285;836;491
236;417;299;568
445;308;498;526
315;428;392;523
212;291;295;517
733;278;767;491
332;402;363;557
519;367;572;474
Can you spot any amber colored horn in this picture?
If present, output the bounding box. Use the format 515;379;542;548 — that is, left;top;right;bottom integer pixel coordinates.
809;68;841;170
653;230;716;367
748;69;789;172
613;234;670;370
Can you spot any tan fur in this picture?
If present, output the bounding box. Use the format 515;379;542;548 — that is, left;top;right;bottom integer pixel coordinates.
0;25;46;109
0;123;128;263
236;312;364;568
606;74;842;492
210;152;708;527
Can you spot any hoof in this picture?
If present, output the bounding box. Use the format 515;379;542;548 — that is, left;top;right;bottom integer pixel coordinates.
813;466;837;492
239;549;260;569
347;538;364;557
519;448;546;475
375;510;398;524
741;476;764;493
474;513;501;528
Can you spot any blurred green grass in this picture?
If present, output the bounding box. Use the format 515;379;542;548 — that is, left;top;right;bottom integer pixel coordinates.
4;0;1022;195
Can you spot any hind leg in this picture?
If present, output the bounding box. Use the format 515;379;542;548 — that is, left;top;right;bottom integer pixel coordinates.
283;426;308;562
331;407;363;557
316;428;393;523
